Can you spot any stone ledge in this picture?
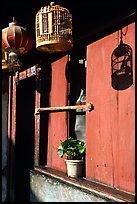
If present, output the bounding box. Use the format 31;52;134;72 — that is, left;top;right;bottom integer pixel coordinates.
30;166;134;202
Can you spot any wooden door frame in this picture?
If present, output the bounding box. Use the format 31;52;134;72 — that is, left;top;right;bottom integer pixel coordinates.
7;65;41;201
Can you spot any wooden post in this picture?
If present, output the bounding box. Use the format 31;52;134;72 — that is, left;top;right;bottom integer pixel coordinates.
7;75;16;201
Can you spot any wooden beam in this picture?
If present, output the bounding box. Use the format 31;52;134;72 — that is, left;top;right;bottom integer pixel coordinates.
35;102;94;115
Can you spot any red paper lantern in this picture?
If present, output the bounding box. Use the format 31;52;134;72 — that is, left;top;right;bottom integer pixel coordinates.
2;18;34;72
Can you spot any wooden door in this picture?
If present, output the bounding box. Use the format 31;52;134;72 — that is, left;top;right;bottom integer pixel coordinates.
86;23;135;194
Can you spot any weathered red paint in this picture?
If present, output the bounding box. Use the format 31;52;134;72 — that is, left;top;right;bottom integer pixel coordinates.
47;55;68;172
86;23;135;194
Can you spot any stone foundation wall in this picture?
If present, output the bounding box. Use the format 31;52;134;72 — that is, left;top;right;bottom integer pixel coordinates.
30;170;123;202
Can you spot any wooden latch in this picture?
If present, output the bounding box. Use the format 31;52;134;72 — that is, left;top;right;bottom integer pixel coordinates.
35;102;94;115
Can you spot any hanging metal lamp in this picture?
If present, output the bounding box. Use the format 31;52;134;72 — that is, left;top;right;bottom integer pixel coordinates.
35;2;73;53
2;18;34;73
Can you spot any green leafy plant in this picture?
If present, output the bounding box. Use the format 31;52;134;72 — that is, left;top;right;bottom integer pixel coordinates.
57;137;86;160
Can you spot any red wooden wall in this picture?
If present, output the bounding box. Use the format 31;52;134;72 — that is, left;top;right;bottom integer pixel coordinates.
47;55;68;172
8;21;135;201
86;23;135;194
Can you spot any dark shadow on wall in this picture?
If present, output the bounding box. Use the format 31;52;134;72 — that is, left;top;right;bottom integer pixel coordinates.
15;77;36;202
111;41;133;90
65;45;86;143
39;61;52;166
5;61;52;202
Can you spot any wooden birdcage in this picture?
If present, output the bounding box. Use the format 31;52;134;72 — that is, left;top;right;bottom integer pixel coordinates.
35;2;73;53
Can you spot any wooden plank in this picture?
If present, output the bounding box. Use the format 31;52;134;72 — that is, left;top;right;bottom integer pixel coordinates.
34;103;94;115
7;75;16;201
47;55;68;172
86;22;135;194
113;23;135;193
86;34;115;186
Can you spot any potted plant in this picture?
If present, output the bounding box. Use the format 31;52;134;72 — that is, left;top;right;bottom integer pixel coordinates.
57;137;86;178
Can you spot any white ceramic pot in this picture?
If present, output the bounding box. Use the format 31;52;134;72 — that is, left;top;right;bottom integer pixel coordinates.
65;159;84;178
